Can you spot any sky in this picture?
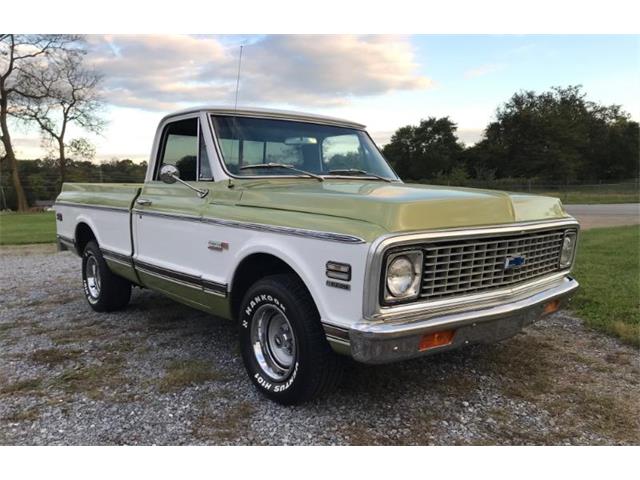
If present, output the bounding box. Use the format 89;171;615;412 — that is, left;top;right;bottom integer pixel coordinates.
10;34;640;162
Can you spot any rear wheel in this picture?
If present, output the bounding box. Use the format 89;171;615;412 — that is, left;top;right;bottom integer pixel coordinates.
82;241;131;312
239;273;343;404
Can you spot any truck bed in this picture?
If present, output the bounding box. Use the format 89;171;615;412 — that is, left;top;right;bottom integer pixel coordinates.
55;183;142;267
56;183;143;210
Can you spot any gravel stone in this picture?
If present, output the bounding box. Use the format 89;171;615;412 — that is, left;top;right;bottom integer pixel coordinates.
1;245;638;445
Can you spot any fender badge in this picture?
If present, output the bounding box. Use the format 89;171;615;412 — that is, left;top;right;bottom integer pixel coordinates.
326;280;350;291
208;241;229;251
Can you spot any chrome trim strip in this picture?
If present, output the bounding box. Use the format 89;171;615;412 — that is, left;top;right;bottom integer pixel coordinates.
136;265;204;292
326;335;350;347
322;323;350;341
57;234;75;246
134;259;228;297
104;256;133;268
133;208;365;244
164;107;367;130
363;218;580;319
56;234;75;252
101;248;133;266
55;201;129;213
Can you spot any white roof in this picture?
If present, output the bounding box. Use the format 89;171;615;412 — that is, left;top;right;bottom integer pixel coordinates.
161;105;366;130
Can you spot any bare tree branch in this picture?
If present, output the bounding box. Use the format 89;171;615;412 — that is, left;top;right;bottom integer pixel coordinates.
9;43;105;184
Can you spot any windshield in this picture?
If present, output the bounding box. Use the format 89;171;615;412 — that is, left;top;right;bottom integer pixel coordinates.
211;115;398;180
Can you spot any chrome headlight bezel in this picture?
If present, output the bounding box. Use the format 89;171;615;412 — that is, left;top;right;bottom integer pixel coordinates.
383;250;423;304
559;230;578;269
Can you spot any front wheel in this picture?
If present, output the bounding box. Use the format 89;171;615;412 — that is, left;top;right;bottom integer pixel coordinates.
239;274;343;404
82;240;131;312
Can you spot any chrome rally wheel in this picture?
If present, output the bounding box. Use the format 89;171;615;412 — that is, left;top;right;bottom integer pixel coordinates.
84;254;102;301
251;304;297;381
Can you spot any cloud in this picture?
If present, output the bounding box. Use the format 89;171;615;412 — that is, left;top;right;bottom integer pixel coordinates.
464;63;506;79
85;35;432;111
456;128;484;145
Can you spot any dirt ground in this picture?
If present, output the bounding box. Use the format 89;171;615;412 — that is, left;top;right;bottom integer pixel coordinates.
0;247;638;445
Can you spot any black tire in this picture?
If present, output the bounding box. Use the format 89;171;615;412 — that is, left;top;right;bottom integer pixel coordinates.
239;273;343;405
82;240;131;312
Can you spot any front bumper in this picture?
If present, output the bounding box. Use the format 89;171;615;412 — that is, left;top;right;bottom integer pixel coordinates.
349;276;579;364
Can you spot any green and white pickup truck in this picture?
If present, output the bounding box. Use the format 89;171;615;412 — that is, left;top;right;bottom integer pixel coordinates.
55;106;579;404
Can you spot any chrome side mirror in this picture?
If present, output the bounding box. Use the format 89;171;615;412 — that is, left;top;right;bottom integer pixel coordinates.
158;164;208;198
159;164;179;184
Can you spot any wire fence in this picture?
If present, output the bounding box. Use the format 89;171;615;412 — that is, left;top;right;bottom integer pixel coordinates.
1;175;639;211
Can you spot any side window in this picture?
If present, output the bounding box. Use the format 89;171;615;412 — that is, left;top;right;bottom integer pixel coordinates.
198;127;213;180
157;118;198;181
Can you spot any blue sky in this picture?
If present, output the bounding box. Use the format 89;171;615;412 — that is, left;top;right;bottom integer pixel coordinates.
11;35;639;161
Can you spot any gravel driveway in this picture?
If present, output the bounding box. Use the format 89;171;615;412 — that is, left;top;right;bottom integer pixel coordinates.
1;245;638;445
565;203;639;230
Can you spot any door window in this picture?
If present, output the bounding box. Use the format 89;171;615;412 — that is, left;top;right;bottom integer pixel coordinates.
157;118;209;182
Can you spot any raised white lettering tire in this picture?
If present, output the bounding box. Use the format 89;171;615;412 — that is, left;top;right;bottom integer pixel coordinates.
82;241;131;312
239;273;343;404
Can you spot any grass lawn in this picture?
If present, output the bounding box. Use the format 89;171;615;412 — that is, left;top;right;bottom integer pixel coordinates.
571;225;640;346
0;212;56;245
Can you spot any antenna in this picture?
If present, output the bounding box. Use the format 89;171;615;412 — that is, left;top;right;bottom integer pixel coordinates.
234;45;244;110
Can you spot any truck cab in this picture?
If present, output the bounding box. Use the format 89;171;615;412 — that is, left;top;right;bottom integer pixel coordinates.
55;106;579;404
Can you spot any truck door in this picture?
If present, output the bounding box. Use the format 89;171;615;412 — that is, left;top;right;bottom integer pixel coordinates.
132;115;226;313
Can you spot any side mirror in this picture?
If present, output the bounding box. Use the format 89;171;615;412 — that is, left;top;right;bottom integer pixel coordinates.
159;164;180;184
158;163;209;198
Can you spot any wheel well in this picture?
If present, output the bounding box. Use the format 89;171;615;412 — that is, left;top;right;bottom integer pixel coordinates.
75;223;96;255
230;253;305;320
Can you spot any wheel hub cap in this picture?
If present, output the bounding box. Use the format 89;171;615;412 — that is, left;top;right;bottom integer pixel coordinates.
250;304;297;381
85;255;101;299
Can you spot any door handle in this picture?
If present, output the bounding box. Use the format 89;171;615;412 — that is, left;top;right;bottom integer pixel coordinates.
136;198;152;206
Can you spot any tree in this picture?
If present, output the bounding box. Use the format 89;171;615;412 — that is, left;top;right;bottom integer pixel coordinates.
0;34;76;211
383;117;464;181
12;49;104;186
468;85;639;182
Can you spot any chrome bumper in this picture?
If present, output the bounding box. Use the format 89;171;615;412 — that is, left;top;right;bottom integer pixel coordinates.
349;276;579;364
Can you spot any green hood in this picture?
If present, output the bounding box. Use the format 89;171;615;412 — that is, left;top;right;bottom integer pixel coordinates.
235;179;570;234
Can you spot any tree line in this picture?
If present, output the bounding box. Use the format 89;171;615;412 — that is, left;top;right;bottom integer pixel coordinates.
0;158;148;210
382;86;639;185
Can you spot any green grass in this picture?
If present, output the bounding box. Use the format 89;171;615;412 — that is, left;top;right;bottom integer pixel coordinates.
571;225;640;346
0;212;56;245
158;360;229;393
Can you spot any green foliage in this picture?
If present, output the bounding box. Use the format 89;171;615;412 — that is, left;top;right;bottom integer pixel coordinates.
382;117;464;181
571;226;639;346
0;158;147;210
463;86;639;183
383;86;639;185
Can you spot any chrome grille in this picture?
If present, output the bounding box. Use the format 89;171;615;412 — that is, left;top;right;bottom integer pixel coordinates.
419;229;571;300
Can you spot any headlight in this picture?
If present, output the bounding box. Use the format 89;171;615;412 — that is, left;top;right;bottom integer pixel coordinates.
559;231;577;268
384;251;423;302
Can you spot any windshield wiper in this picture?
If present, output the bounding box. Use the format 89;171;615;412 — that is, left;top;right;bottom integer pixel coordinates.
240;163;324;181
327;168;393;182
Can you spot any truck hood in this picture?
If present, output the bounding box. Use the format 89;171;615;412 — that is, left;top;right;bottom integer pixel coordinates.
235;179;569;233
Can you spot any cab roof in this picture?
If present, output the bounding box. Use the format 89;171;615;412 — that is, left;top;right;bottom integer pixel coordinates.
161;105;366;130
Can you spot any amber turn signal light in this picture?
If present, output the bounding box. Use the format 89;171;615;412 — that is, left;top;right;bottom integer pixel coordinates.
543;299;560;315
419;330;455;351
